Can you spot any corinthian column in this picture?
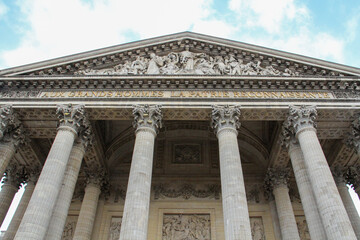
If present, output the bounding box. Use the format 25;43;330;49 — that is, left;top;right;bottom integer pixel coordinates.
287;105;356;240
265;168;300;240
211;105;252;240
119;105;162;240
281;125;326;239
347;115;360;155
15;104;88;240
3;168;40;240
332;167;360;239
0;164;25;225
0;105;26;178
73;169;106;240
45;124;93;240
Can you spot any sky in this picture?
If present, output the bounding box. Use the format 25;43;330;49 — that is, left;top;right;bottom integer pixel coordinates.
0;0;360;233
0;0;359;70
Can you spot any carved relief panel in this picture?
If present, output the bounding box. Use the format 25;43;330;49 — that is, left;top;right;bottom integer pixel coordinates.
61;215;78;240
108;217;122;240
162;214;211;240
296;216;310;240
173;143;202;164
250;217;266;240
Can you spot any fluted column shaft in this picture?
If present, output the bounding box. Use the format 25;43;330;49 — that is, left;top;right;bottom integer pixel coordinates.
289;142;326;239
45;142;86;240
119;128;156;240
119;104;162;240
268;199;282;240
270;179;300;240
15;104;86;240
217;127;252;240
288;105;357;240
73;182;101;240
3;180;36;240
0;141;16;178
336;179;360;239
211;105;252;240
0;181;19;225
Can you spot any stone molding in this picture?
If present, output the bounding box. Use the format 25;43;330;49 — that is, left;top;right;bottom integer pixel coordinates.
287;105;317;134
211;105;241;134
133;104;162;133
56;104;88;133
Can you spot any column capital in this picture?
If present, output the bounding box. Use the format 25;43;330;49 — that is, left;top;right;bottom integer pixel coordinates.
1;164;26;189
56;104;88;134
75;119;93;150
211;105;241;135
346;166;360;190
280;121;298;149
264;168;291;190
132;104;162;134
24;166;41;184
346;115;360;154
84;167;108;190
0;105;20;140
331;166;347;186
287;105;317;135
3;125;28;148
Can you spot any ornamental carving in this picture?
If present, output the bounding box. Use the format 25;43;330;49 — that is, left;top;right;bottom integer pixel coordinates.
61;216;78;240
154;184;221;200
2;164;27;188
264;168;290;190
0;105;19;139
331;166;347;185
173;144;201;164
3;124;28;148
162;214;211;240
346;115;360;154
56;104;88;133
211;105;241;133
84;167;108;189
108;217;122;240
250;217;266;240
133;104;162;132
74;50;300;76
287;105;317;134
296;216;310;240
76;119;93;150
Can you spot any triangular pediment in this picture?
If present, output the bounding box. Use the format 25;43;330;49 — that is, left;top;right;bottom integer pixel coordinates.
1;32;359;77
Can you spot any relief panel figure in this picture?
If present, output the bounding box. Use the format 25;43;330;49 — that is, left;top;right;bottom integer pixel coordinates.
162;214;211;240
250;217;266;240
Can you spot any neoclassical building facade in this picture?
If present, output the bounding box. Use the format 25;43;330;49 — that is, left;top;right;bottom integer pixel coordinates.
0;32;359;240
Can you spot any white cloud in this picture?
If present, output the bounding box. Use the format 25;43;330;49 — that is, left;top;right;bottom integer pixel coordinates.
228;0;309;34
0;0;8;18
1;0;226;68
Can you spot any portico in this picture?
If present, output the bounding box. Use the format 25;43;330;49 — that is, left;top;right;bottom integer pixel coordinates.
0;32;359;240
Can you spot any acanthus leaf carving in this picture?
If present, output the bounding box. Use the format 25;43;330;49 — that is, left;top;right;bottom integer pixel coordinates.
56;104;87;133
287;105;317;134
346;114;360;154
133;104;162;133
211;105;241;133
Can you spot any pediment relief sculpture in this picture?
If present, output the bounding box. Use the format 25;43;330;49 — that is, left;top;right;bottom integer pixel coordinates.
74;49;300;76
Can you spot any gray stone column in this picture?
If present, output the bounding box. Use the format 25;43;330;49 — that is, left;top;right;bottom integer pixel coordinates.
332;167;360;239
267;195;282;240
15;104;88;240
281;125;327;240
45;125;92;240
265;168;300;240
3;168;39;240
0;105;26;178
73;169;105;240
288;105;356;240
0;165;25;226
119;105;162;240
211;105;252;240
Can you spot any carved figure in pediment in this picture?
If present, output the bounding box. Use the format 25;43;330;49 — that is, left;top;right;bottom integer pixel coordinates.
161;52;179;74
228;55;243;75
214;56;230;74
130;56;147;74
179;46;205;73
146;53;164;74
